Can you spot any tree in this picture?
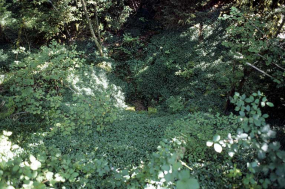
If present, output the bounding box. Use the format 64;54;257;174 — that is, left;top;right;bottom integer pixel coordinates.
80;0;104;56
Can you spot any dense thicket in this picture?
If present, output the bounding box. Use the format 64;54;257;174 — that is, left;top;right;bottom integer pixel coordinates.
0;0;285;188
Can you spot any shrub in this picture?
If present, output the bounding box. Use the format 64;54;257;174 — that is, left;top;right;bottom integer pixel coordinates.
114;23;233;113
9;41;83;116
165;111;239;163
207;92;285;188
8;41;117;133
0;130;199;189
0;96;15;119
163;111;240;188
166;96;185;113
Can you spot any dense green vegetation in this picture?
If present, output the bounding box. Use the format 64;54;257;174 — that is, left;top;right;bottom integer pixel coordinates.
1;0;285;188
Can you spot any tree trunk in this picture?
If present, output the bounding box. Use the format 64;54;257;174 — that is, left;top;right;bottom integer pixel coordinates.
16;18;25;60
224;62;252;113
16;19;24;49
224;61;237;113
274;14;285;38
81;0;104;56
0;25;8;42
93;2;101;45
237;67;252;92
199;23;203;43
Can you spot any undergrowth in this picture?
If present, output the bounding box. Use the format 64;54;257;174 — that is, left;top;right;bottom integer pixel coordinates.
1;5;285;189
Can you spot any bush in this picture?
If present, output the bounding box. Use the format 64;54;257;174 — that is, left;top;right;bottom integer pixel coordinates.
113;22;233;113
0;96;15;119
207;92;285;188
164;111;240;188
9;42;83;116
166;96;185;113
7;41;117;133
165;111;239;162
0;130;199;189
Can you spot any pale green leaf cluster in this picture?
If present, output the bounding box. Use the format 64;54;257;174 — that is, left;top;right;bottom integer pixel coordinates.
208;92;285;188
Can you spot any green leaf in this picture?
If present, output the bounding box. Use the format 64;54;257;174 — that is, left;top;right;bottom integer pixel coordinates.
176;178;199;189
213;134;220;142
228;151;235;157
254;119;261;126
261;102;266;107
206;141;213;147
245;96;254;103
71;172;79;178
115;173;122;180
238;133;248;139
251;162;258;167
276;151;285;159
178;170;190;181
270;173;277;181
266;102;274;107
122;169;128;176
162;164;170;171
278;177;285;187
243;178;249;185
165;173;174;182
6;186;15;189
262;114;269;118
173;161;182;171
245;105;250;111
3;130;12;136
30;155;41;170
214;143;223;153
46;172;54;180
239;111;245;117
273;79;281;84
214;143;222;153
250;177;256;184
12;165;20;172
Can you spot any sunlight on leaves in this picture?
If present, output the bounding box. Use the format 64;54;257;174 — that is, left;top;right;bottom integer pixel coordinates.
214;143;222;153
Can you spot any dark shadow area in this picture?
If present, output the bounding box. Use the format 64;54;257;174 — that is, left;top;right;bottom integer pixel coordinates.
110;8;233;113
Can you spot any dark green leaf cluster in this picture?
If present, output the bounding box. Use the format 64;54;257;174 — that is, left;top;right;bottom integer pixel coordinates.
116;25;232;112
221;7;285;87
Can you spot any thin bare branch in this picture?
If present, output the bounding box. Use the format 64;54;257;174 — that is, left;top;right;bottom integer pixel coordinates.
255;54;285;71
245;62;275;79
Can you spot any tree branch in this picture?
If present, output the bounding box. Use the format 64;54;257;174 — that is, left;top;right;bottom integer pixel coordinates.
245;15;285;50
255;53;285;71
274;14;285;38
81;0;104;57
48;0;71;40
245;62;275;79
